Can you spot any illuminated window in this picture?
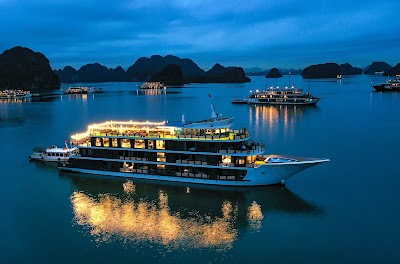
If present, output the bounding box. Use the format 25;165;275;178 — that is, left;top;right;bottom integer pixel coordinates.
236;158;245;165
148;140;154;149
121;138;131;148
134;139;145;149
95;138;101;146
112;138;118;147
103;138;109;147
157;152;166;162
156;140;165;150
222;155;231;163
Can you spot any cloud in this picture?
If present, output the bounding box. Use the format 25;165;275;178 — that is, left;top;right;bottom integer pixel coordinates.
1;0;399;69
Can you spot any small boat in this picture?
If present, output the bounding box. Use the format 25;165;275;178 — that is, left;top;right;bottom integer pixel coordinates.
140;82;166;90
373;75;400;92
92;87;104;93
231;99;249;104
0;90;32;100
233;86;321;106
29;141;79;162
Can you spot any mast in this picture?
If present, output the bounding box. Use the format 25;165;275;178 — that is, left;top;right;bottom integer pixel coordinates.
209;94;217;119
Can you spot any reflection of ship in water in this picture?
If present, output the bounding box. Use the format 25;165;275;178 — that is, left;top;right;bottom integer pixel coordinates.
60;93;92;101
249;104;318;126
136;89;167;96
62;172;323;250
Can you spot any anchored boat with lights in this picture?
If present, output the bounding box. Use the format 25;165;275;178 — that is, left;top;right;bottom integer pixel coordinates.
140;82;166;90
0;89;32;100
373;75;400;92
232;86;321;106
59;104;328;186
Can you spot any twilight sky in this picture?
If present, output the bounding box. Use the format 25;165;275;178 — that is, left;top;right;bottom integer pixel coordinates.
1;0;400;70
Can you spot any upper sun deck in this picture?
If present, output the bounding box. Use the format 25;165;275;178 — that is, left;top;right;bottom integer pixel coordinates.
250;86;303;96
70;119;250;145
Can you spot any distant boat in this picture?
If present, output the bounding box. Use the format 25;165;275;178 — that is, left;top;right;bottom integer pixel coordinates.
231;98;249;104
374;71;384;75
373;75;400;92
0;89;32;100
337;74;342;79
232;86;321;106
140;82;166;90
61;86;103;94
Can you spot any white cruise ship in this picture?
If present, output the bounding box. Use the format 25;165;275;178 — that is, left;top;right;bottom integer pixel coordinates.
0;89;32;100
60;105;329;186
140;82;166;90
232;86;321;106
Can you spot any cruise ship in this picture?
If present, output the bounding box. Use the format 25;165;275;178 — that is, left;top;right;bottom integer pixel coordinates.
0;89;32;100
232;86;321;106
60;105;329;186
140;82;166;90
373;75;400;92
61;86;104;94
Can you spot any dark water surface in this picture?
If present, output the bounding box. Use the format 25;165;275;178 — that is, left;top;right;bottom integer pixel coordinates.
1;75;399;263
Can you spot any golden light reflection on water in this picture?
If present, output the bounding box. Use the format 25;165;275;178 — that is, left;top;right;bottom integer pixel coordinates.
248;201;264;230
250;105;305;139
70;185;263;250
122;180;136;194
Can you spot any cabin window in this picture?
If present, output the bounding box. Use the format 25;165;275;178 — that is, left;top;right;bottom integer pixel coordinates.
121;138;131;148
134;139;145;149
103;138;109;147
148;140;154;149
157;152;166;162
112;138;118;147
156;140;165;150
236;158;245;165
157;164;166;169
222;155;232;164
95;138;101;146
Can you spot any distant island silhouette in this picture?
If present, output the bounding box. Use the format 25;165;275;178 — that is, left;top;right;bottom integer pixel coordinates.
1;45;400;90
55;55;250;85
0;46;60;90
265;68;283;78
363;62;392;75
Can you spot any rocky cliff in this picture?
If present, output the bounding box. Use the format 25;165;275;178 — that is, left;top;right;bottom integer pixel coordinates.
339;63;362;75
0;46;60;90
150;64;184;85
54;66;79;83
364;62;392;75
265;68;283;78
126;55;205;82
385;63;400;76
192;63;250;83
54;64;129;82
302;63;341;79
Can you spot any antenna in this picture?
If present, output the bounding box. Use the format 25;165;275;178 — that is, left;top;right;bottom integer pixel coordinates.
288;72;291;87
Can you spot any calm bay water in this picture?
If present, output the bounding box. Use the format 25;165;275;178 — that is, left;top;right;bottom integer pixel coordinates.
1;75;399;263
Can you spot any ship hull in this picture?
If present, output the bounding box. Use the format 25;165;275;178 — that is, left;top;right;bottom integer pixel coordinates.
373;85;400;92
248;100;319;106
59;157;328;186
